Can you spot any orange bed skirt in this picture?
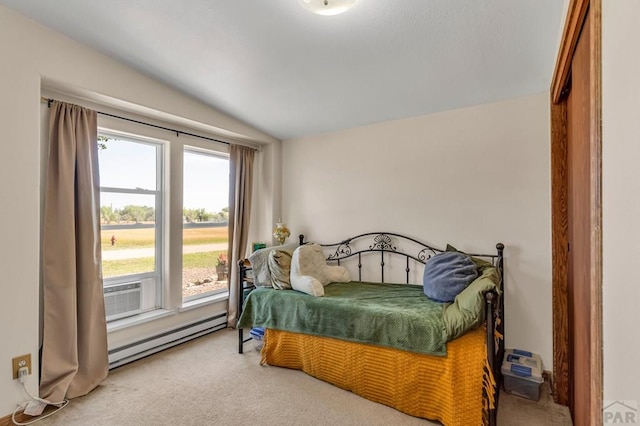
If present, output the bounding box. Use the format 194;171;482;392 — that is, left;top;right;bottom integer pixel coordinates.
262;327;492;426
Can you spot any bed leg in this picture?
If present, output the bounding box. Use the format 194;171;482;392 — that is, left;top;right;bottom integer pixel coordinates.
238;259;246;354
485;291;498;426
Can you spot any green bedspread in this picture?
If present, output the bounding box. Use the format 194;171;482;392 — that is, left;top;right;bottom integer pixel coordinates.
238;281;450;356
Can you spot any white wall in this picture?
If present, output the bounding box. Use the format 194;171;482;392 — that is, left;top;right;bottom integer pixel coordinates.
283;92;553;368
0;5;278;416
602;0;640;405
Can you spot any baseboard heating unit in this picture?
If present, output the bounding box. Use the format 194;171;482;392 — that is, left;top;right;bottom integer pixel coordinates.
108;314;227;369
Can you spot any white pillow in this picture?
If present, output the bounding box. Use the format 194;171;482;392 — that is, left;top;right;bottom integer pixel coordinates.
290;244;351;296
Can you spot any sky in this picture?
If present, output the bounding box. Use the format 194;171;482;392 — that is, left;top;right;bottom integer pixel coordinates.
98;137;229;212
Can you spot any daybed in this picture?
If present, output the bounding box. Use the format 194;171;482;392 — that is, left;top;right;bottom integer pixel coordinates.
237;232;505;426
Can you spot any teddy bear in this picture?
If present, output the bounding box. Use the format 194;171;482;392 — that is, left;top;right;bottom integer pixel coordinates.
290;244;351;296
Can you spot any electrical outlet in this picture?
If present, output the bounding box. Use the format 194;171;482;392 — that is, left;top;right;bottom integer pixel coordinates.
12;354;31;380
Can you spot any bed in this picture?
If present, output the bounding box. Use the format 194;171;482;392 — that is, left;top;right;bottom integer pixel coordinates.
237;232;505;426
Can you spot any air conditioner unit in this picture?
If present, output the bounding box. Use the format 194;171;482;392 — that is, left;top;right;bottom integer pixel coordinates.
104;278;156;321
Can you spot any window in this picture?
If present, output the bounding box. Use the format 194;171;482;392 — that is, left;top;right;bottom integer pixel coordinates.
98;134;163;321
182;148;229;301
96;126;231;322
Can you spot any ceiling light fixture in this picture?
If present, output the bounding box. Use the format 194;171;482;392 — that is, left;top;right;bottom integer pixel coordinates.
299;0;356;16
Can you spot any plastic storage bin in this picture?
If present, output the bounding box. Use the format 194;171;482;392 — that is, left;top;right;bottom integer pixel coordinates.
501;349;544;401
249;327;265;351
249;327;264;341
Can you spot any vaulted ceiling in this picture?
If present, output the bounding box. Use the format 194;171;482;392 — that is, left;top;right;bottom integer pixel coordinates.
0;0;566;140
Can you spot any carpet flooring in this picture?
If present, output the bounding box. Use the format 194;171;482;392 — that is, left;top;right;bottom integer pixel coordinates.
26;329;571;425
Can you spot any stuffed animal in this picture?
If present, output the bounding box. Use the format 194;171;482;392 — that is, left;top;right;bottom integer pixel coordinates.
290;244;351;296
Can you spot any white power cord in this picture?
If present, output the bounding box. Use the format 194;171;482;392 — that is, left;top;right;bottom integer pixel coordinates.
12;367;69;425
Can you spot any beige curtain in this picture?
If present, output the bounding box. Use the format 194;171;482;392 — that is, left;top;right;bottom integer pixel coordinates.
227;144;255;327
41;101;108;402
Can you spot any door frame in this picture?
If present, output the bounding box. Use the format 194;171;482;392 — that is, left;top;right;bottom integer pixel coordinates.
550;0;602;422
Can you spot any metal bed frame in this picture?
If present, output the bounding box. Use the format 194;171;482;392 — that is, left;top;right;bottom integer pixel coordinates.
237;232;504;426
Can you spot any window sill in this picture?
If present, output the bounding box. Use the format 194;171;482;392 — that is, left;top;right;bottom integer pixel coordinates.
180;291;229;313
106;292;228;332
107;309;176;333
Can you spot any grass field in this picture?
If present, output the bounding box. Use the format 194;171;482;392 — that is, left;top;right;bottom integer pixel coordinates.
101;226;228;251
101;225;228;278
102;250;225;278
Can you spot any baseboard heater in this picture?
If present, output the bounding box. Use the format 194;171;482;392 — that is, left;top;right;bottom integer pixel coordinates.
108;314;227;369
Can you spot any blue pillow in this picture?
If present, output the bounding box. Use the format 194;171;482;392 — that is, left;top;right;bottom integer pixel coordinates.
423;251;479;303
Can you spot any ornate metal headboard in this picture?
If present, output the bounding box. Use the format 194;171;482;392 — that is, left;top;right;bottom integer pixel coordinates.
299;232;504;286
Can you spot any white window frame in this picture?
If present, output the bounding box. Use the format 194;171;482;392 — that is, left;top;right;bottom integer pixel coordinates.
94;115;232;326
182;145;230;303
99;130;166;322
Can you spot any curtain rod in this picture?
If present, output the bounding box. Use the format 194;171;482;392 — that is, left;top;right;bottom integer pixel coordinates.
41;96;249;148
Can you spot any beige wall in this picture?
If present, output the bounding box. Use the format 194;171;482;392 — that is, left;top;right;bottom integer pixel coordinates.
283;92;553;368
0;37;41;417
602;0;640;405
0;5;278;415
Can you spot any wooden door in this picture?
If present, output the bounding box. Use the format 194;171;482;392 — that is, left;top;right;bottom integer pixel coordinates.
551;1;602;424
566;10;592;423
